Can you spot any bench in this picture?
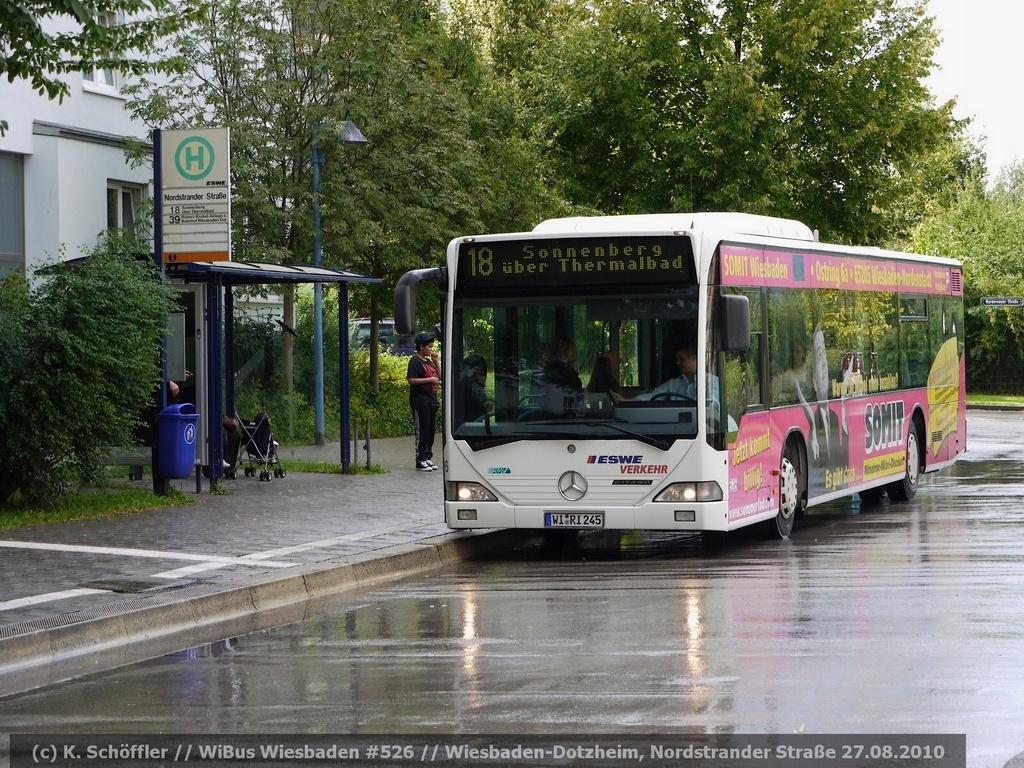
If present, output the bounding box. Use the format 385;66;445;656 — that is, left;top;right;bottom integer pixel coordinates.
102;446;204;493
104;447;152;481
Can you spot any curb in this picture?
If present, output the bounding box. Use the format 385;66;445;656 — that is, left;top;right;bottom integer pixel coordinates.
0;528;536;697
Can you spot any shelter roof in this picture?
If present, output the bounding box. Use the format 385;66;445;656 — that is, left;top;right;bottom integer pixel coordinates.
165;261;380;286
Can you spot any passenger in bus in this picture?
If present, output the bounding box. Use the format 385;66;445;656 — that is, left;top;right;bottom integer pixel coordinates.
461;354;492;422
586;353;621;396
772;328;831;460
771;338;810;407
540;334;584;415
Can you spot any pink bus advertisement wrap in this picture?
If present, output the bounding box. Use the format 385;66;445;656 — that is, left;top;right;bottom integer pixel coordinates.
721;244;966;519
720;246;956;295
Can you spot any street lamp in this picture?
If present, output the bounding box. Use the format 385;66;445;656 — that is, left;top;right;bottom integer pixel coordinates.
312;119;367;446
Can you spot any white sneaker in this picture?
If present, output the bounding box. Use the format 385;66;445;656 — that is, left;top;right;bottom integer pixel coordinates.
426;460;438;469
416;461;434;471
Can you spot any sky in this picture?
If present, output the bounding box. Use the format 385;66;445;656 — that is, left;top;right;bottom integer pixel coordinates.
927;0;1024;178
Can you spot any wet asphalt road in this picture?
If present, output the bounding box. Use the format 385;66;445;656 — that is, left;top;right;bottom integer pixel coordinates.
0;411;1022;768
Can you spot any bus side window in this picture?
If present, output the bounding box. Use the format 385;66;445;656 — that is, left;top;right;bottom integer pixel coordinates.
767;289;810;406
899;296;929;388
723;289;763;420
738;337;762;409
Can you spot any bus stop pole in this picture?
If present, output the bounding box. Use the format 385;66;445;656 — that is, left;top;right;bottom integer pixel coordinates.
152;128;169;497
207;275;224;490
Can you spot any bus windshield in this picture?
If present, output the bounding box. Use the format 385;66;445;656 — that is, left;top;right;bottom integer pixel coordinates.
449;284;724;448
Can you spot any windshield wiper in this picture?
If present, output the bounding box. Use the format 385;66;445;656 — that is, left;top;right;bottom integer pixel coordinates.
460;420;674;452
586;421;673;451
463;435;525;450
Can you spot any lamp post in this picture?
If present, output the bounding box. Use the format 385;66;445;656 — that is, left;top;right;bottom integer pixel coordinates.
311;119;367;446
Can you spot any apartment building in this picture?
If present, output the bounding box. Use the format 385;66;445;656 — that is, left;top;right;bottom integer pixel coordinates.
0;25;153;280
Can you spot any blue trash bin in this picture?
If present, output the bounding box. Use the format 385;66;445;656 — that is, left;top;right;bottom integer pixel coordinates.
158;403;200;478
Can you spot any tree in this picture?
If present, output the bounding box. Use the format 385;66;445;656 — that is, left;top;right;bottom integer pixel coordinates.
908;162;1024;393
0;0;199;133
0;234;177;508
125;0;562;398
516;0;973;245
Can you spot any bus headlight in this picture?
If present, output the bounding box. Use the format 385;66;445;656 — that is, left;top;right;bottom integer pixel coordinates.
654;482;723;503
455;482;498;502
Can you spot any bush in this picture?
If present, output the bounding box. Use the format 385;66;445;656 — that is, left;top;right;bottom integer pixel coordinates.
230;350;420;444
348;350;417;438
0;237;176;508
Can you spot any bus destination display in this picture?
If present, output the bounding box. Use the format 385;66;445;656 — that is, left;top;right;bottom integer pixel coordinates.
457;235;695;289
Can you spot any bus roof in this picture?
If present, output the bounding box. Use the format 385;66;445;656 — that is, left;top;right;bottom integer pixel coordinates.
532;212;817;241
528;212;960;267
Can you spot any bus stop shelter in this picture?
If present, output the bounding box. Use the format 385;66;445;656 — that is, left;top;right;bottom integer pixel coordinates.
163;260;380;489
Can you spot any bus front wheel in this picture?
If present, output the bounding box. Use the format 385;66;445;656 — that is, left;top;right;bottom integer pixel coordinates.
769;443;802;539
887;419;922;502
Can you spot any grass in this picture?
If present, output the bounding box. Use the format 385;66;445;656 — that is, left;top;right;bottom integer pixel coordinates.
0;461;387;531
282;460;385;475
0;487;193;531
966;394;1024;408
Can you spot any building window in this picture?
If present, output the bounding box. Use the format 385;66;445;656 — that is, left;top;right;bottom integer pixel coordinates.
107;183;143;230
0;153;25;278
82;12;121;94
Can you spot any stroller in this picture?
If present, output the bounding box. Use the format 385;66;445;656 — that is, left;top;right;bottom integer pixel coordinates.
237;411;285;481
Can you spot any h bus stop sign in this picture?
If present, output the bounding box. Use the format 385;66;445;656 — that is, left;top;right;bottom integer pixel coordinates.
980;296;1024;306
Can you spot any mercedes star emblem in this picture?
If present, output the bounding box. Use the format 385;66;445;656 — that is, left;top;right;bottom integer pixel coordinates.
558;470;588;501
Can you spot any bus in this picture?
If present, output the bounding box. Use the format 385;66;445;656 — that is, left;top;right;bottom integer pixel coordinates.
394;213;966;538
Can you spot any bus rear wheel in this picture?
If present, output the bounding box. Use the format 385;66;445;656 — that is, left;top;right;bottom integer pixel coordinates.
768;443;802;539
887;419;922;502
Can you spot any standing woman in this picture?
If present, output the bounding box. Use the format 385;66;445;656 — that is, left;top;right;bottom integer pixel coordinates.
407;332;441;471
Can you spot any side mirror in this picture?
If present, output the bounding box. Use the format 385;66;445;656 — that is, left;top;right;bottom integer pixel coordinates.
720;294;750;352
394;267;447;335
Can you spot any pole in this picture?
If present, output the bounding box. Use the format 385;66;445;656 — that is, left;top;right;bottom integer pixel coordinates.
339;282;351;474
153;129;169;496
312;122;326;445
207;276;224;491
313;119;366;456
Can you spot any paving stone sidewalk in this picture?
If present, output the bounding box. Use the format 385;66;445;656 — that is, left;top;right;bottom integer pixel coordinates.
0;436;528;697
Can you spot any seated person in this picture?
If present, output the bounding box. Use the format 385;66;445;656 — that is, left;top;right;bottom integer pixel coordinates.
223;415;242;469
615;341;721;426
587;353;621;396
461;354;492;422
540;335;583;414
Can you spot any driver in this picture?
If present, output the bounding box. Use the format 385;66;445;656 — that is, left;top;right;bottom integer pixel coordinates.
614;341;720;408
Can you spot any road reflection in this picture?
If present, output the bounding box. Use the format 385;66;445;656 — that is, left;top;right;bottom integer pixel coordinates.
0;412;1021;767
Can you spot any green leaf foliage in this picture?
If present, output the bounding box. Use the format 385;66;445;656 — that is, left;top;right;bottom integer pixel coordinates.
908;163;1024;393
0;235;177;508
109;0;990;417
123;0;563;389
0;0;201;109
348;351;422;439
513;0;971;244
